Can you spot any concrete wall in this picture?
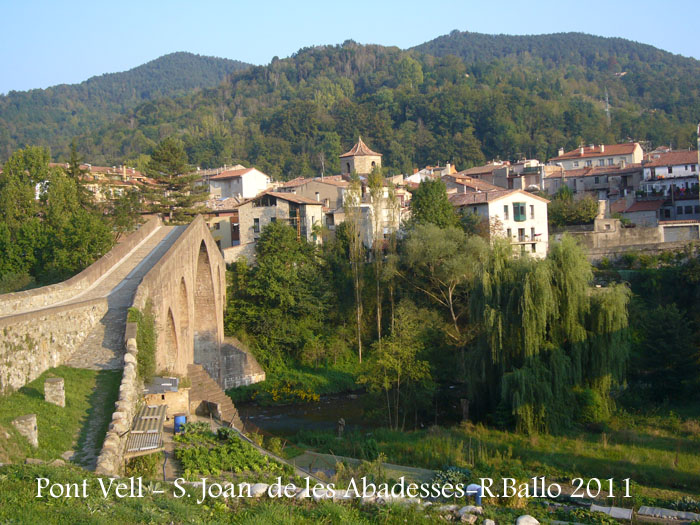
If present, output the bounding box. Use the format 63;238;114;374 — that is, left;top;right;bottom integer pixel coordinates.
0;217;161;317
0;299;108;392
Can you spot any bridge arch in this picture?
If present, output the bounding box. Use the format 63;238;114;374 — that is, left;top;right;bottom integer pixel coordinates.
194;239;218;365
161;307;179;374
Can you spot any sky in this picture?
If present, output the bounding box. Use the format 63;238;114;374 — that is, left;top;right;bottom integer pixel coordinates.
1;0;699;94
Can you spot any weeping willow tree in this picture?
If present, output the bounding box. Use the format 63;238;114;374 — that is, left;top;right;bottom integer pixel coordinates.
469;235;630;433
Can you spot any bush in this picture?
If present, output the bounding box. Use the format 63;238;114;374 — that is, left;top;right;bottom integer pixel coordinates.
266;436;284;456
125;452;163;479
574;388;610;428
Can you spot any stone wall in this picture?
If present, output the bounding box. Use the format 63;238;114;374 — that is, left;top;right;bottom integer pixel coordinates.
95;322;141;477
0;299;108;392
0;217;161;317
220;338;266;389
223;242;256;264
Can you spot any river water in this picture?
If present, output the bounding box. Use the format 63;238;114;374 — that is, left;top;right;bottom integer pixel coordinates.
236;393;374;437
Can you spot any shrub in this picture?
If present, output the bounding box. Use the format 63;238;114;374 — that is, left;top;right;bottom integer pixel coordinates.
266;436;283;456
574;388;610;428
125;452;163;479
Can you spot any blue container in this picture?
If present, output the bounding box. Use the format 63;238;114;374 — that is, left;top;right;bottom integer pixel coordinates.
174;413;187;433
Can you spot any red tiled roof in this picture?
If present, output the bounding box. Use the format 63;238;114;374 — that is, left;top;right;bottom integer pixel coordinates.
278;177;311;188
624;200;663;213
643;150;699;168
263;191;323;205
456;163;507;177
340;137;382;158
209;167;256;180
550;143;639;162
450;189;549;206
610;200;628;214
448;175;502;192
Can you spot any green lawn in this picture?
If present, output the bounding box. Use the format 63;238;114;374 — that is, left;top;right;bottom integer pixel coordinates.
292;408;700;508
0;366;121;463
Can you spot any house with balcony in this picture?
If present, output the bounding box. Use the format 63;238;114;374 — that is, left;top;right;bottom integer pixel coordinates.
548;142;643;171
639;150;700;221
449;188;550;258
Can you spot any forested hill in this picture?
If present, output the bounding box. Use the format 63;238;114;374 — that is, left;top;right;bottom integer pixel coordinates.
0;52;250;160
412;31;700;124
4;33;700;176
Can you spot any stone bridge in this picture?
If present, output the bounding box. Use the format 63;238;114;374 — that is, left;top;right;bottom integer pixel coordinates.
0;215;261;392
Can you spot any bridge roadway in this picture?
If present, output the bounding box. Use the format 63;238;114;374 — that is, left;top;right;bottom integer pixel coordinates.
0;224;186;370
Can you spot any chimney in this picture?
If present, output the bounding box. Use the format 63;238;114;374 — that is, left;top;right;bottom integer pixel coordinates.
122;165;127;181
315;191;320;202
463;184;466;194
446;162;451;174
600;144;605;153
558;147;564;157
580;147;585;156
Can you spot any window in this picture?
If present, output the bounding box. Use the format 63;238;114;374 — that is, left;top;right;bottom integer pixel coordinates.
513;202;526;221
664;209;671;218
598;159;605;167
270;217;276;223
668;166;673;174
530;205;534;219
693;164;697;172
695;205;700;214
346;162;351;173
585;160;592;167
253;218;260;233
507;228;512;238
573;161;579;167
594;177;599;184
677;206;683;215
518;228;525;242
685;206;693;214
608;158;614;166
531;243;536;253
503;205;509;220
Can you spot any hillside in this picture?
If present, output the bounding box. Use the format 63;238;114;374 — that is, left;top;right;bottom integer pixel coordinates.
412;31;700;123
3;33;700;175
0;52;250;160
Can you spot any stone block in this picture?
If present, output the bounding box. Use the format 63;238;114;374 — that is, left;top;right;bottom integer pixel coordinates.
44;377;65;407
12;414;38;447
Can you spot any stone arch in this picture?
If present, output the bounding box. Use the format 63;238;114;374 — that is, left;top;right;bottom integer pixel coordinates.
193;240;218;365
162;308;178;374
178;277;190;355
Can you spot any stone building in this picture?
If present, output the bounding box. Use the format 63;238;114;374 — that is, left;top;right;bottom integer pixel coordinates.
207;166;272;199
339;137;382;175
548;142;643;171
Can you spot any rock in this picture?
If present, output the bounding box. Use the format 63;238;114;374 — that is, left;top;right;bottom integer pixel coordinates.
313;488;333;501
25;458;44;464
437;505;460;513
516;515;539;525
61;450;75;461
460;514;478;524
49;459;65;467
123;353;137;365
295;488;310;499
483;520;496;525
458;506;483;516
250;483;268;497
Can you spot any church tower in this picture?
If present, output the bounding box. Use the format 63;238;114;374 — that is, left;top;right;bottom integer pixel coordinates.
339;137;382;175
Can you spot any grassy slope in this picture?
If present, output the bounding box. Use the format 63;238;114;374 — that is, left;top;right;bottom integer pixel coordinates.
293;409;700;507
0;366;121;463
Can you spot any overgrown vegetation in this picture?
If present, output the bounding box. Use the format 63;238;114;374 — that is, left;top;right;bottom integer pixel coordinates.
127;300;156;383
0;367;120;464
547;186;600;227
173;423;292;481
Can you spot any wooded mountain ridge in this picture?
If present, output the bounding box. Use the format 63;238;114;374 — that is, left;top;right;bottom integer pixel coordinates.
2;31;699;176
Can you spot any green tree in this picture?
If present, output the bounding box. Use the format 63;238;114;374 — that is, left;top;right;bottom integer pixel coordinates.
359;300;432;430
409;179;458;229
145;137;207;221
344;171;365;362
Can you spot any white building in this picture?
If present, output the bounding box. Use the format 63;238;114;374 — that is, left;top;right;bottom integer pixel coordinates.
640;150;699;196
207;166;272;199
450;189;550;258
549;143;643;171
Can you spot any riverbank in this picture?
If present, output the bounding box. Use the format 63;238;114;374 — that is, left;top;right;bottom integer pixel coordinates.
226;364;359;406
